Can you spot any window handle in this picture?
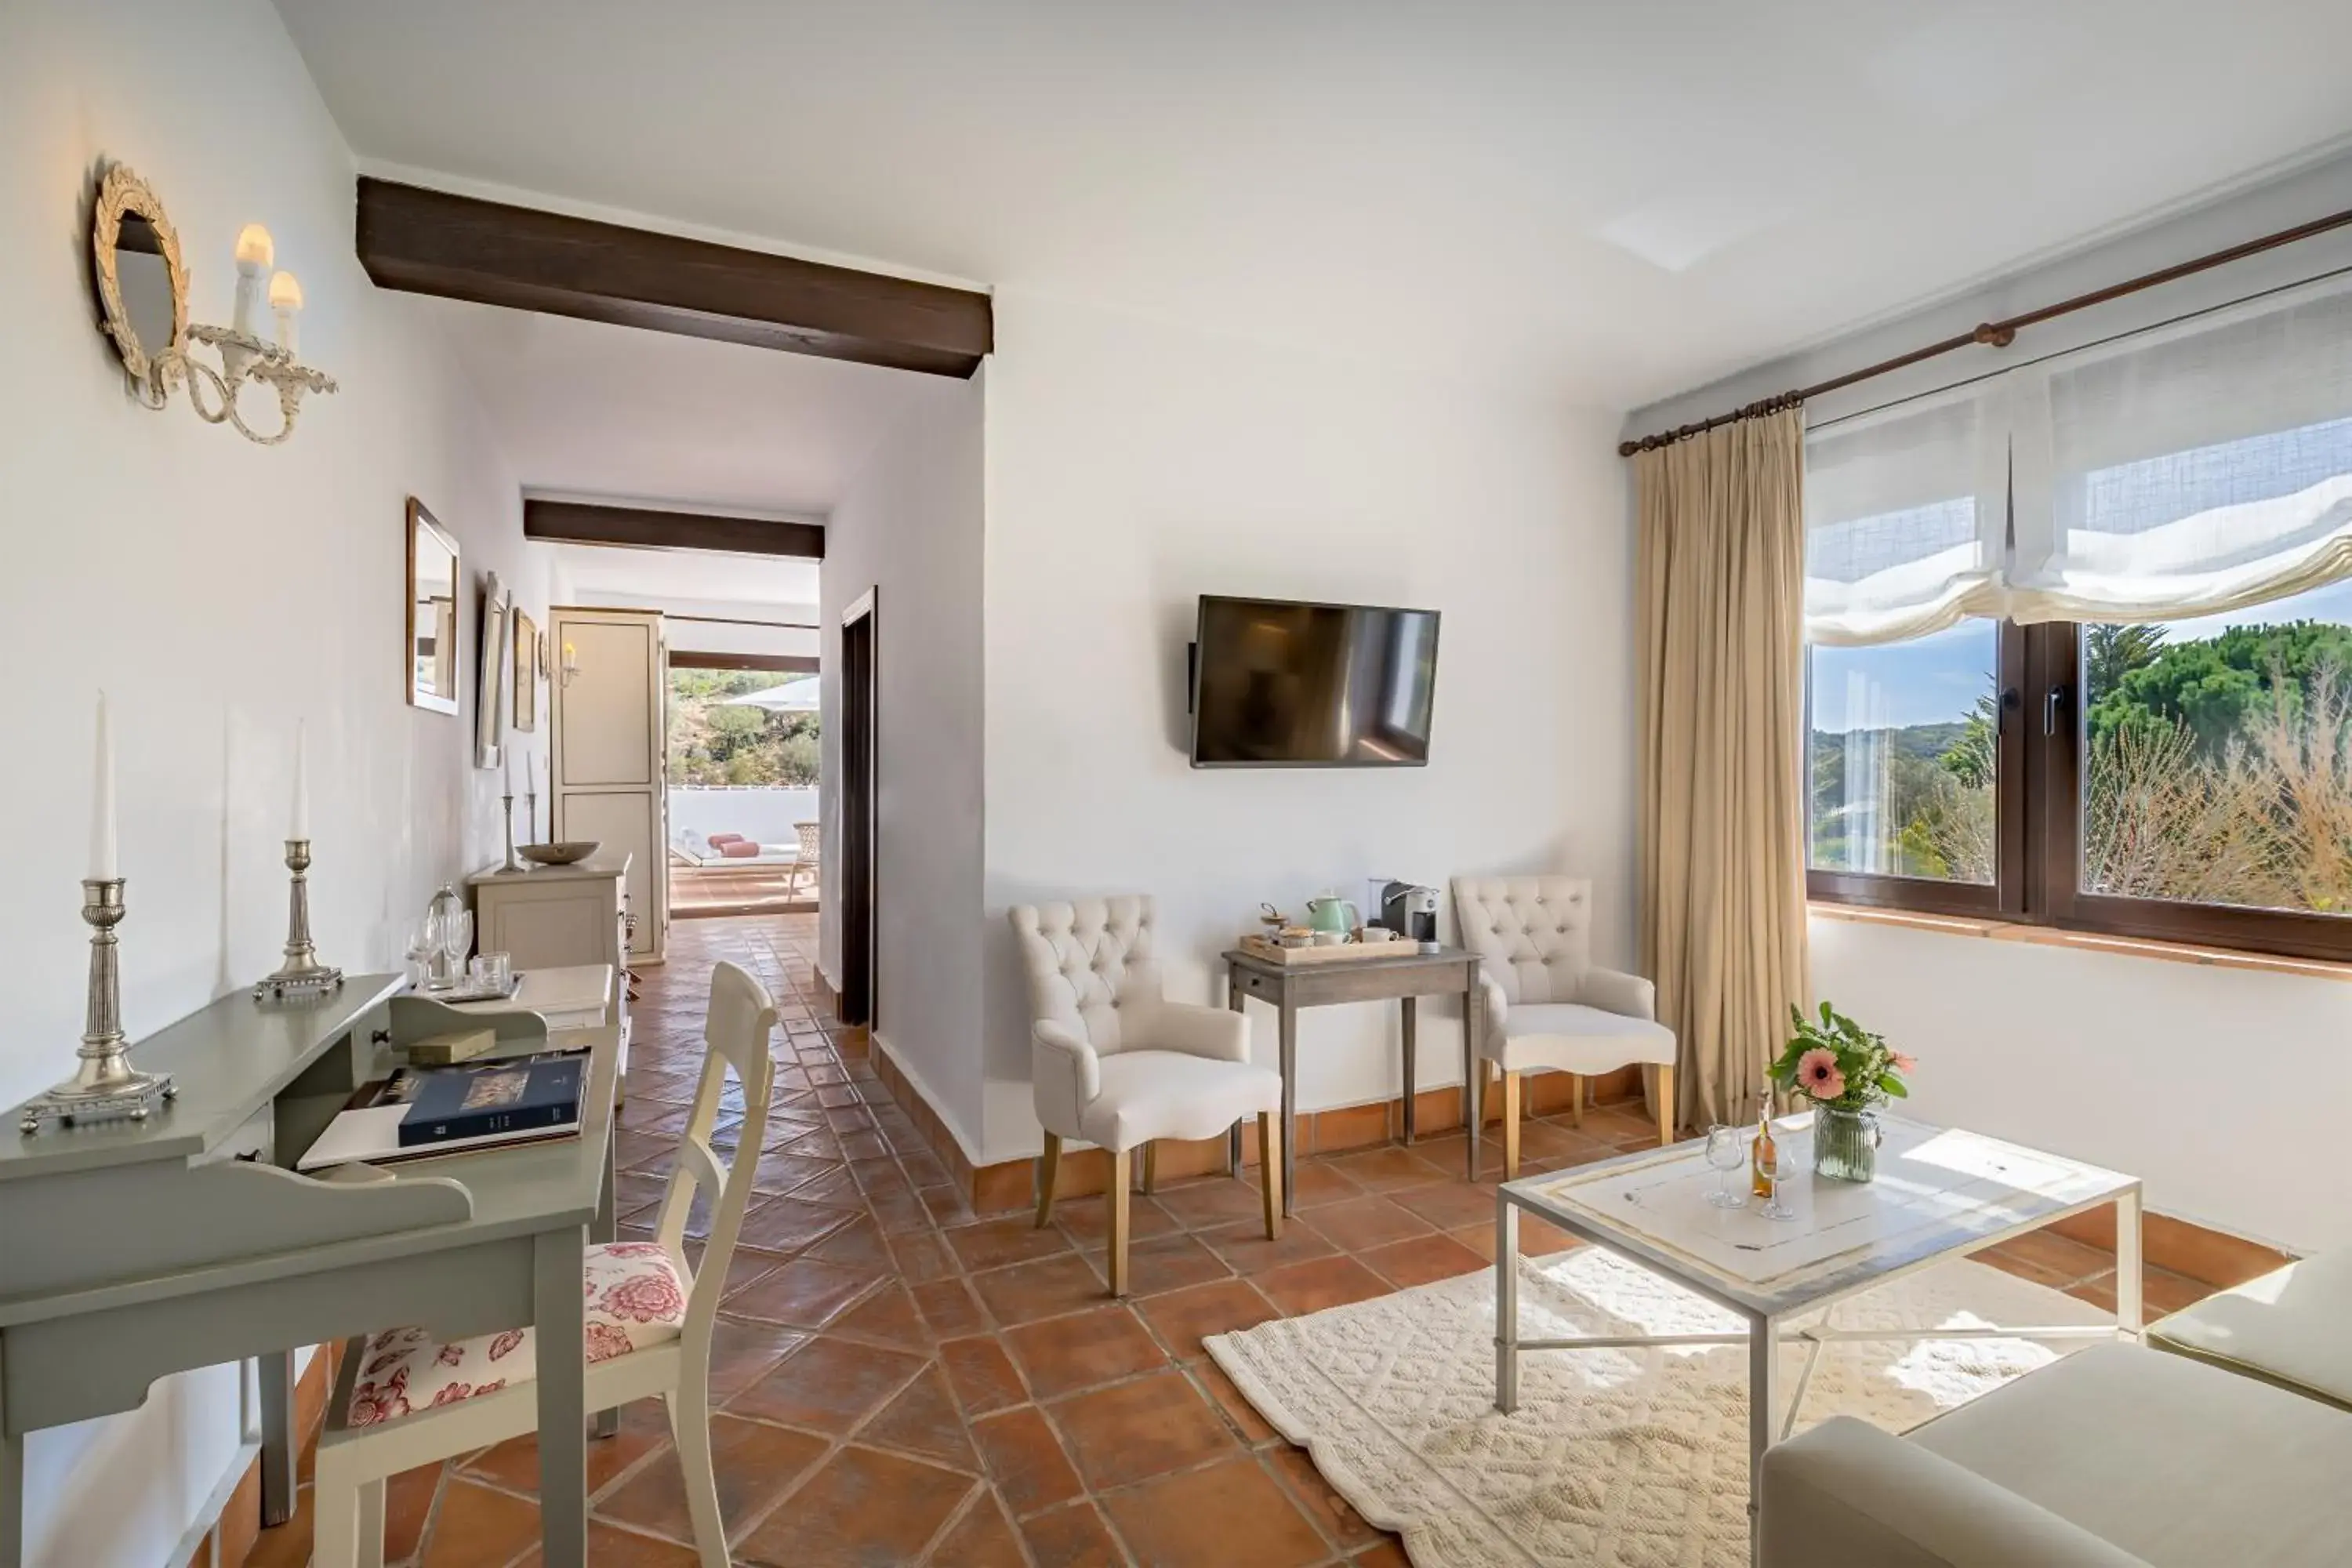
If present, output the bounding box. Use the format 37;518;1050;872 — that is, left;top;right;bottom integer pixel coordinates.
2043;685;2067;738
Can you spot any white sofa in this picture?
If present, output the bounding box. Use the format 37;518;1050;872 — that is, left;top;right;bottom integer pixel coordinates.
1759;1341;2352;1566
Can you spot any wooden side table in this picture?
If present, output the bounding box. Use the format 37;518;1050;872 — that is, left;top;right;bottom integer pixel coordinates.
1224;946;1486;1213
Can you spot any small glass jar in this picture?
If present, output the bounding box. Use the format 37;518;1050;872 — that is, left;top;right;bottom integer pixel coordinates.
1813;1105;1882;1183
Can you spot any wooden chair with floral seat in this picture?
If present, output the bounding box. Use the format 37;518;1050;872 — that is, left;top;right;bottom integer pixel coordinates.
309;960;778;1568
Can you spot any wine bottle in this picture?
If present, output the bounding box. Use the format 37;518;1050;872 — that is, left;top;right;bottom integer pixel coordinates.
1751;1101;1777;1200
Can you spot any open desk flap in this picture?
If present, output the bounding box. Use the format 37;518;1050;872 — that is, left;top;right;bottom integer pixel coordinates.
0;1156;474;1306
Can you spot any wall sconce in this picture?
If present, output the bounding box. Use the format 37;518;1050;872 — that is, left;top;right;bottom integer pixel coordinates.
92;165;337;447
559;639;581;688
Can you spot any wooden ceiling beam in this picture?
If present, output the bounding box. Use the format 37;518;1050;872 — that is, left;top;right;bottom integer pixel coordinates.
524;499;825;559
358;178;991;378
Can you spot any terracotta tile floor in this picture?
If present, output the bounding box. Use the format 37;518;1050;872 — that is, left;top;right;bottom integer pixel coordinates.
249;913;2216;1568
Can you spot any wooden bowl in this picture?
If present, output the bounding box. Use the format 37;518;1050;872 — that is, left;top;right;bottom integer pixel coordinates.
520;840;600;866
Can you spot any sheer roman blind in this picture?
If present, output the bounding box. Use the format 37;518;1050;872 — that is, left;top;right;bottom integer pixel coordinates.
2007;282;2352;625
1802;387;2009;646
1802;278;2352;638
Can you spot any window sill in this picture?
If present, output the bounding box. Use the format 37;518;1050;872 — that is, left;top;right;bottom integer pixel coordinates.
1806;901;2352;983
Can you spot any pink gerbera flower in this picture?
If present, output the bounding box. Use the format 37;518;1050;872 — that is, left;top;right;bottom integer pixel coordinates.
1890;1051;1918;1075
1796;1048;1846;1101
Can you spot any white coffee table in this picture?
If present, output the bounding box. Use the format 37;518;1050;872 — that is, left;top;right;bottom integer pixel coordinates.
1493;1112;2141;1563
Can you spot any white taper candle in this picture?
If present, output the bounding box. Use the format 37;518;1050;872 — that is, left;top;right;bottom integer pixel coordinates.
292;720;310;840
89;692;118;880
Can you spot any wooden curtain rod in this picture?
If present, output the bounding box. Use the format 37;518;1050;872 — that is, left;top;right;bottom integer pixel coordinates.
1618;199;2352;457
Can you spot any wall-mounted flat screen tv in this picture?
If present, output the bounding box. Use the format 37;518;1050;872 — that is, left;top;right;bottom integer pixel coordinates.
1189;596;1440;768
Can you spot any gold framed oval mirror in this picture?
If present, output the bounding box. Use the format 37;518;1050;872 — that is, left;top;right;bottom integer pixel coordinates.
91;164;189;394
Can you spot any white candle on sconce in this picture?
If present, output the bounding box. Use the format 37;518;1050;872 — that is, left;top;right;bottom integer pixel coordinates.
267;270;303;356
291;720;310;842
89;692;118;881
232;224;274;338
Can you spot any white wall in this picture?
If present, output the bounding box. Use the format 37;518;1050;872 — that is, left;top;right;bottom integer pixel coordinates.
818;376;988;1151
978;292;1632;1162
1811;916;2352;1254
1621;150;2352;1257
670;786;820;850
0;2;544;1562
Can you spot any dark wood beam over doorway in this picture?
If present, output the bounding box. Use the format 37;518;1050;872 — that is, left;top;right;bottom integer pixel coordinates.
357;177;992;378
524;499;825;560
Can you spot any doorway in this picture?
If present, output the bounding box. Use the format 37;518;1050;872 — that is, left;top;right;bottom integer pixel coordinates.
665;652;822;919
840;591;877;1026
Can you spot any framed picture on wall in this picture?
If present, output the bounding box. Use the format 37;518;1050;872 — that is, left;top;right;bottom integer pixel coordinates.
405;499;462;716
511;608;539;731
476;571;510;769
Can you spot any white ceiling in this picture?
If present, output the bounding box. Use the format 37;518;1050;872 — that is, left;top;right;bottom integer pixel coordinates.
425;298;951;517
539;542;818;611
282;0;2352;409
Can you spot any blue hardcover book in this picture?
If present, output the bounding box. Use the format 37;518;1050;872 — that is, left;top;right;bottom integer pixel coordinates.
390;1051;588;1149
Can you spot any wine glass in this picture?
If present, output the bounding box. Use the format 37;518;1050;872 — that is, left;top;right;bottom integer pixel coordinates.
1703;1124;1748;1209
438;908;473;987
415;909;450;989
403;918;439;988
1756;1128;1798;1222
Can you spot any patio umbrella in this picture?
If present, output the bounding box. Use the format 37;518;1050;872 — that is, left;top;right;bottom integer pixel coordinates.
716;675;819;713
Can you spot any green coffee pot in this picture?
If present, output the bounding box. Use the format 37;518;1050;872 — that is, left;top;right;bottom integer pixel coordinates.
1305;891;1359;935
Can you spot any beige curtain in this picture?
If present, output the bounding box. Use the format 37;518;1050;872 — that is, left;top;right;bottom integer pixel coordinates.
1635;409;1809;1131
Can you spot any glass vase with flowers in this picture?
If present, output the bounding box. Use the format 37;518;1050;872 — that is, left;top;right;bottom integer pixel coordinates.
1766;1002;1916;1183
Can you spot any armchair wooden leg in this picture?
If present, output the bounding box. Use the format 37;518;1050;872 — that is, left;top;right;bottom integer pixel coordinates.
1569;1072;1584;1127
1142;1141;1158;1196
1258;1112;1283;1239
1107;1149;1131;1297
1656;1065;1675;1145
1035;1133;1062;1229
1501;1071;1523;1181
1465;1057;1486;1180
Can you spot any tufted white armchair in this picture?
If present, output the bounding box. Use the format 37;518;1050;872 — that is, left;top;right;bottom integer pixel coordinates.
1452;876;1677;1178
1007;895;1283;1295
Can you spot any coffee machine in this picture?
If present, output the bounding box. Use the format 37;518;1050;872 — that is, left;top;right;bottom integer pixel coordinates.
1377;880;1441;952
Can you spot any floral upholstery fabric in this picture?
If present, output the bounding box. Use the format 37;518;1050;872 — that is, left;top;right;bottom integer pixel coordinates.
347;1241;688;1428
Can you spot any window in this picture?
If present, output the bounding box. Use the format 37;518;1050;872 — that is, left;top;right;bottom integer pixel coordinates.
1803;282;2352;960
2077;588;2352;917
1807;620;1998;895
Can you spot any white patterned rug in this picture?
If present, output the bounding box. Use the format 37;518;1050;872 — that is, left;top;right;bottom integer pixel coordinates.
1207;1249;2107;1567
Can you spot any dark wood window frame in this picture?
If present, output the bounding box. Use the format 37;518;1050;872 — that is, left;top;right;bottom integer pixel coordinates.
1809;619;2352;964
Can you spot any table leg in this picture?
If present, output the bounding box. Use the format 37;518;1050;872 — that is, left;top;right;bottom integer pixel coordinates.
1748;1310;1780;1567
258;1349;296;1526
1463;981;1483;1180
1;1338;21;1568
1226;966;1246;1175
535;1225;589;1568
1399;996;1418;1144
1493;1195;1519;1413
2115;1188;2144;1342
592;1127;620;1440
1278;999;1298;1218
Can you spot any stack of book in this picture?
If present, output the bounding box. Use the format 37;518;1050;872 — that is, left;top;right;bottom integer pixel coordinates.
297;1050;590;1171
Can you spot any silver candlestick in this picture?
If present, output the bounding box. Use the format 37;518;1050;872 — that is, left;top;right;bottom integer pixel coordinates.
20;879;176;1134
499;793;531;873
525;786;539;847
254;838;344;1001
